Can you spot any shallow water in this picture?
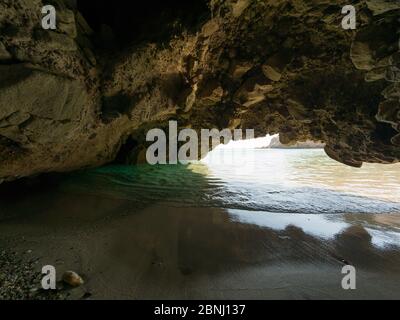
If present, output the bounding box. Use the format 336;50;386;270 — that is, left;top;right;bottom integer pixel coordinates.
59;149;400;214
1;149;400;299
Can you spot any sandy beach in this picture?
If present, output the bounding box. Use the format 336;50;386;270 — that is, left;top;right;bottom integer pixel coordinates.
1;184;400;300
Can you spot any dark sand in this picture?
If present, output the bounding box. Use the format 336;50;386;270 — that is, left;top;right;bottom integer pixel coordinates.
1;188;400;300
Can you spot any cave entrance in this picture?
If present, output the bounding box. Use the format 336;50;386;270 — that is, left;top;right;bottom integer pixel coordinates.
76;0;210;49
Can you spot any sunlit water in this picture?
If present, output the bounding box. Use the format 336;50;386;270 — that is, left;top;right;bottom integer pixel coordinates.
51;148;400;248
2;148;400;300
63;148;400;215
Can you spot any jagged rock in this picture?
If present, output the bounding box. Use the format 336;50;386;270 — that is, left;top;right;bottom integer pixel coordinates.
366;0;400;15
351;41;375;71
59;21;77;39
0;64;85;122
376;100;400;126
382;84;400;99
0;0;400;181
1;25;31;43
34;30;77;52
201;19;219;37
0;126;28;145
286;99;308;121
232;0;250;18
57;7;76;24
386;66;400;82
261;52;290;81
234;80;273;107
230;61;253;79
365;67;387;81
267;135;325;149
57;7;77;38
261;65;282;82
1;112;31;128
325;146;363;168
392;134;400;146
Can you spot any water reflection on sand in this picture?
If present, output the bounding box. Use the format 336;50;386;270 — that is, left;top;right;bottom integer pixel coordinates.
229;210;400;249
1;201;400;299
0;149;399;299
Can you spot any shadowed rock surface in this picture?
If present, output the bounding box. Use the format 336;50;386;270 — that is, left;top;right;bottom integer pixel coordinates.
0;0;399;181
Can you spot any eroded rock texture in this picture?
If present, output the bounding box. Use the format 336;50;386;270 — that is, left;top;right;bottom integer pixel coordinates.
0;0;399;181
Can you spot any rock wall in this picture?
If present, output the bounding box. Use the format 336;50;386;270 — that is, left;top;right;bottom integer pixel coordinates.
0;0;132;181
267;136;325;149
0;0;399;181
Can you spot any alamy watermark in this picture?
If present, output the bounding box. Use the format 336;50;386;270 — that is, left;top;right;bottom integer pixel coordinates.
41;265;56;290
40;263;357;291
41;5;56;30
341;265;356;290
145;121;255;166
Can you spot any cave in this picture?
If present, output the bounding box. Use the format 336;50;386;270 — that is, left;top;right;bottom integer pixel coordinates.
76;0;210;48
0;0;400;301
0;0;399;179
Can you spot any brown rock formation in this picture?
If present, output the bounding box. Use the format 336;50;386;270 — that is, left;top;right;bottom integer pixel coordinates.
267;136;325;149
0;0;399;181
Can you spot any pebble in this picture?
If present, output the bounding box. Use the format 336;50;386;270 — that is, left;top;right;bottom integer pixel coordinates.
62;271;84;287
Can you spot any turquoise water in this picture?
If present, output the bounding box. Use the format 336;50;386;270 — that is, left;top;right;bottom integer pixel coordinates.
1;148;400;299
61;149;400;214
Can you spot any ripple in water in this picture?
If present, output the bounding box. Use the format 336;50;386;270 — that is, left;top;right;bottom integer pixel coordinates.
62;149;400;214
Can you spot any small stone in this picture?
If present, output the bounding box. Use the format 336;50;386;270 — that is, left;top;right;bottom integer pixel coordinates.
62;271;84;287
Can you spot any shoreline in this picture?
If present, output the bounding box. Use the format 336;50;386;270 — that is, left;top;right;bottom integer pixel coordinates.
1;194;400;299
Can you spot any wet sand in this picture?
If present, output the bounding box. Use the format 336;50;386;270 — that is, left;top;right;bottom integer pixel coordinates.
1;188;400;300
